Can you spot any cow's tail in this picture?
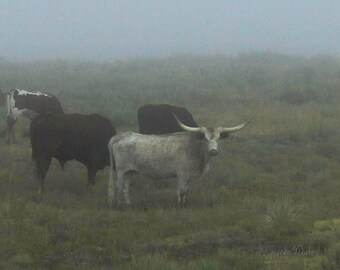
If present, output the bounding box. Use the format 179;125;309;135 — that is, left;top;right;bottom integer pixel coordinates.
108;136;119;207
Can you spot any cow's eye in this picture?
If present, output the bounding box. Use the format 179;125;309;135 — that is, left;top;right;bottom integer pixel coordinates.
220;132;229;139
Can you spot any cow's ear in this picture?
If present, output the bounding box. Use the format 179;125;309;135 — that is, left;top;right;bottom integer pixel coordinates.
220;132;229;139
196;133;205;140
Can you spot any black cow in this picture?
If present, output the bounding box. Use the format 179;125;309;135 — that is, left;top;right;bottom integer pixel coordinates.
30;113;116;192
6;88;63;143
137;104;198;134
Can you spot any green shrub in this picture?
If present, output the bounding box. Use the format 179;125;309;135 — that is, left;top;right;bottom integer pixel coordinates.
311;219;340;253
321;242;340;270
262;197;306;248
263;197;302;226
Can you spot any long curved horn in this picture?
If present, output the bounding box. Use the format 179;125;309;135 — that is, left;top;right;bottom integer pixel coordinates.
218;116;254;133
173;114;203;133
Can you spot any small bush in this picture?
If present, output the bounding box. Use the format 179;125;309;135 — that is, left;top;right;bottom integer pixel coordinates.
263;197;302;226
311;218;340;253
311;232;334;253
321;242;340;270
262;197;306;248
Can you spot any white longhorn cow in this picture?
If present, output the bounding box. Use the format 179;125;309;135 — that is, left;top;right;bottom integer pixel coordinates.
108;116;252;207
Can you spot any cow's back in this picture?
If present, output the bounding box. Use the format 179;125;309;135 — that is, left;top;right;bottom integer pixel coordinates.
12;90;63;114
40;94;63;114
138;104;198;134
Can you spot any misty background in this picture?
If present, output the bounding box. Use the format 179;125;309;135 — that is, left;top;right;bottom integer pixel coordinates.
1;0;340;61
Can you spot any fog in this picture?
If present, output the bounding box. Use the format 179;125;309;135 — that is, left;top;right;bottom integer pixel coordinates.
1;0;340;61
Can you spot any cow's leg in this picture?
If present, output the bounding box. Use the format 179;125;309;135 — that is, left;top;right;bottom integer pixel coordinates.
6;116;17;144
116;171;125;206
36;156;52;193
177;188;189;208
116;171;133;206
6;116;12;143
108;172;115;208
10;118;17;143
108;151;116;208
177;176;189;208
123;177;131;205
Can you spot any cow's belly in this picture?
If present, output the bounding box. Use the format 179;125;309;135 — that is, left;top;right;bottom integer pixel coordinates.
139;168;176;179
134;158;177;179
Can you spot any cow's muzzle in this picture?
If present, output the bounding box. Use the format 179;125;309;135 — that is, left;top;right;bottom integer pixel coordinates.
209;149;218;156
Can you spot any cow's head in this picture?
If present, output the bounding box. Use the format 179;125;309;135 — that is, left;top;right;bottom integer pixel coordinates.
175;115;253;156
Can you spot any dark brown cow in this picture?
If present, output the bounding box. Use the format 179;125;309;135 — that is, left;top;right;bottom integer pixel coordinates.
30;113;116;192
137;104;198;134
6;88;63;143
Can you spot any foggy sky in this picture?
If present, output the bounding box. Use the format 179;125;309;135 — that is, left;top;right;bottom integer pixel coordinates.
1;0;340;61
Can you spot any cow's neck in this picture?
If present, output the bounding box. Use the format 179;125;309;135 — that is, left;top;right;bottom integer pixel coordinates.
184;134;212;167
191;137;211;174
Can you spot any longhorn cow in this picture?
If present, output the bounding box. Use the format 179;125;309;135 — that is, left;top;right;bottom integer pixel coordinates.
108;116;252;207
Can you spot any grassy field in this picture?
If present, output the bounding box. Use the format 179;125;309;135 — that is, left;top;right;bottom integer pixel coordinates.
0;53;339;269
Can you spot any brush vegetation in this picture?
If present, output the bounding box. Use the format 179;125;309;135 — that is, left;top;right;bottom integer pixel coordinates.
0;53;339;269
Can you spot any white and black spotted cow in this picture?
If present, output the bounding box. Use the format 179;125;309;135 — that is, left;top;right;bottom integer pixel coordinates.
6;88;63;143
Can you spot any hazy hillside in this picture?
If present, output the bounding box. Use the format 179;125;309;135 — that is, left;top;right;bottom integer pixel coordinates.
0;53;339;269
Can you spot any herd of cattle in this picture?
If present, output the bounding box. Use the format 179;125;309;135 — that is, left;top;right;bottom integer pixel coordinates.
1;88;251;207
